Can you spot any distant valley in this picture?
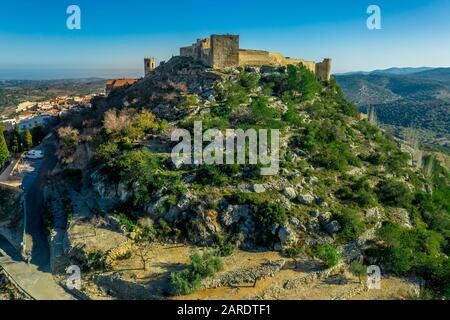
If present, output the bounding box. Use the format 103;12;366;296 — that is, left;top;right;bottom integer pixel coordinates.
335;67;450;152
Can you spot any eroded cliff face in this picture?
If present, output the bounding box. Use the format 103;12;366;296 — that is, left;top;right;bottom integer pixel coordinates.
0;189;23;251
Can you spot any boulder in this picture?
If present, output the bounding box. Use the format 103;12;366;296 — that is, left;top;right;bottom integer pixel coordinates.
389;208;413;229
283;187;297;200
289;217;300;226
309;210;320;219
364;207;382;220
177;193;195;211
251;184;266;194
308;176;319;184
279;196;292;210
278;226;297;245
297;193;315;205
315;197;328;207
220;205;251;228
319;211;332;223
323;220;341;234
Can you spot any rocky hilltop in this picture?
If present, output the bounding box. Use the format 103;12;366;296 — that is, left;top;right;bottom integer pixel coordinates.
43;56;449;299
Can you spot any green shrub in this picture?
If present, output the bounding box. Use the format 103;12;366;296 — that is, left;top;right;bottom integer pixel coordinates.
377;223;445;272
214;234;234;257
314;244;341;268
116;213;137;232
114;150;163;205
215;80;249;110
250;96;281;125
375;222;450;297
170;269;202;296
314;142;352;171
282;103;303;126
239;71;260;90
337;177;377;208
333;208;365;241
86;251;105;271
189;252;223;277
286;64;321;101
170;252;223;295
376;178;412;207
256;202;287;229
196;165;228;186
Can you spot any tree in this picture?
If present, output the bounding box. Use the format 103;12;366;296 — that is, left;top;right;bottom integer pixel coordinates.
131;229;154;271
57;126;79;164
285;246;303;270
23;128;33;151
104;109;132;133
349;261;367;283
0;123;10;169
11;125;22;154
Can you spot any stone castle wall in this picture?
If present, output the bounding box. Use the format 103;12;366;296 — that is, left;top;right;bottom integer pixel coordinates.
179;34;332;80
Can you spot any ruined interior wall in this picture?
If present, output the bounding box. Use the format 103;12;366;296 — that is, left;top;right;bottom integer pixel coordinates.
238;49;273;66
180;46;194;58
239;50;316;73
284;58;316;73
211;35;239;68
180;39;212;66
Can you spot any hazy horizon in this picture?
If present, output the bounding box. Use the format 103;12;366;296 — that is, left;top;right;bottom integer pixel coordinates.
0;65;449;81
1;0;450;79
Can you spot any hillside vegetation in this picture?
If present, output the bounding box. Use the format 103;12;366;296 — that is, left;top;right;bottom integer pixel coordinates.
47;57;449;299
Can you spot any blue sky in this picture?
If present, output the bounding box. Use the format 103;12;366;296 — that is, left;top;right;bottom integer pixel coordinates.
0;0;449;79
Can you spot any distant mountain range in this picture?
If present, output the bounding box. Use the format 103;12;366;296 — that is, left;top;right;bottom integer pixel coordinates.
335;67;438;76
335;67;450;150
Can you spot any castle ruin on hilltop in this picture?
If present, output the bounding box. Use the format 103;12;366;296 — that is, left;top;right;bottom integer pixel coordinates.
179;34;332;80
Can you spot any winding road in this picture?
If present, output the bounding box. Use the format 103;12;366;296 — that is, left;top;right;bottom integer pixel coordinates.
0;133;75;300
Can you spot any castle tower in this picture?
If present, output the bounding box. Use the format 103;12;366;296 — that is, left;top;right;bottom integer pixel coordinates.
210;35;239;68
144;57;156;76
315;58;332;80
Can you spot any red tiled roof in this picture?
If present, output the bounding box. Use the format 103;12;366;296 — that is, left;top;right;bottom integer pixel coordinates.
106;79;138;88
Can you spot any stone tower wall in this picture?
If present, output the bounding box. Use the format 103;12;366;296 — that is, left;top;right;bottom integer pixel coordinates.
315;58;332;80
144;57;156;76
210;35;240;68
